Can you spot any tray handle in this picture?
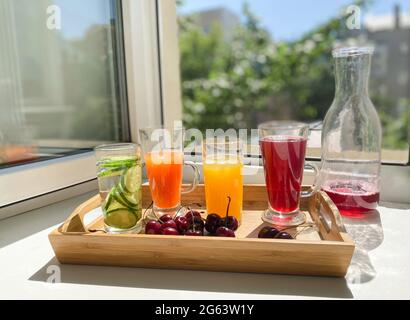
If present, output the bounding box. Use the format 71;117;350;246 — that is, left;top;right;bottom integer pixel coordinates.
310;191;347;241
319;191;347;233
60;195;102;234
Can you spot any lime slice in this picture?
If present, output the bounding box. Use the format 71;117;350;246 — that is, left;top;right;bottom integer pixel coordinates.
105;209;138;230
121;166;141;194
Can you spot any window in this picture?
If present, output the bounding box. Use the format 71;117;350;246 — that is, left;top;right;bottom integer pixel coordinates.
0;0;163;209
176;0;410;164
1;0;409;211
0;0;128;169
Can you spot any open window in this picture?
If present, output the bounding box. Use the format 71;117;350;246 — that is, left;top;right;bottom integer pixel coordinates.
1;0;409;215
170;0;409;165
0;0;165;211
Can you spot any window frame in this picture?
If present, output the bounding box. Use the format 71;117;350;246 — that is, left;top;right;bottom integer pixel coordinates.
0;0;165;217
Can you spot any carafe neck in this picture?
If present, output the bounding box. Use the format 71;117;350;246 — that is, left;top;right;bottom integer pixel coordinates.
334;54;371;98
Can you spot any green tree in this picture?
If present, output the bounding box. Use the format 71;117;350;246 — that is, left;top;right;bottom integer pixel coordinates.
64;24;124;141
178;0;409;149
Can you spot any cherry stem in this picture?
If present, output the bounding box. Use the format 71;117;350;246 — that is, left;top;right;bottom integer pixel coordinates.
279;222;315;233
225;196;232;228
143;202;154;221
273;223;316;239
293;223;317;238
175;206;186;218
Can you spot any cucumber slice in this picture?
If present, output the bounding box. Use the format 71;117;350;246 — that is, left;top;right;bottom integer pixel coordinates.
104;187;128;212
99;156;138;169
113;191;134;209
97;167;125;178
114;187;138;209
105;209;138;229
105;197;128;213
121;166;141;194
117;182;141;205
97;156;139;178
104;191;113;211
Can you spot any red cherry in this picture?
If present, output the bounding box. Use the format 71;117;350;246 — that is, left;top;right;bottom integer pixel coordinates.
160;220;178;231
276;231;293;240
145;220;162;235
190;216;205;231
159;214;173;223
215;226;235;237
161;227;180;236
185;229;203;236
205;213;221;234
175;216;189;233
220;216;239;231
258;226;279;239
185;210;202;223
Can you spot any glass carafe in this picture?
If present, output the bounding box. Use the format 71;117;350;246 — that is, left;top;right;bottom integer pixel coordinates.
321;47;382;217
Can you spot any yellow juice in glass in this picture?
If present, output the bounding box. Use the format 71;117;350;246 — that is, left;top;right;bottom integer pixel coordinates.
203;158;243;223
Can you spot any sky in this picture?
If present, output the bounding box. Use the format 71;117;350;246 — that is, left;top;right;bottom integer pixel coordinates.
52;0;410;40
178;0;410;41
54;0;113;39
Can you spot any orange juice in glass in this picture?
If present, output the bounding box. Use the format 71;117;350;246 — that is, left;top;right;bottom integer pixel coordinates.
144;150;183;210
203;139;243;223
140;127;199;215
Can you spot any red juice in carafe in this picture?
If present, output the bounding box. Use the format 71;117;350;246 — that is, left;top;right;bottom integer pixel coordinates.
260;136;307;214
322;181;379;217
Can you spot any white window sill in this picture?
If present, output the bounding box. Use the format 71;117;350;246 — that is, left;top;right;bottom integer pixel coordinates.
0;151;97;219
0;191;409;299
0;151;96;204
2;155;409;221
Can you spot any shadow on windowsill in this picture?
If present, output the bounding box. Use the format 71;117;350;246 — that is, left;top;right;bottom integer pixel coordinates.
380;202;410;210
343;210;384;284
0;192;95;249
29;257;353;299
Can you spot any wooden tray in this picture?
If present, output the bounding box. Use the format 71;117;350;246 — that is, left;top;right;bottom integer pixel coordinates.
49;185;355;277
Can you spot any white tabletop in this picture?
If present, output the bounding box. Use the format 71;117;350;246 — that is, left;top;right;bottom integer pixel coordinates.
0;192;409;300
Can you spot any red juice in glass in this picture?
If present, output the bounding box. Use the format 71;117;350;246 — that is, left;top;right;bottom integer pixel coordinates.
260;135;307;214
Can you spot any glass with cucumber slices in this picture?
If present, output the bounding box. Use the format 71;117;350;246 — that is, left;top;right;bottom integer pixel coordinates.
95;144;143;233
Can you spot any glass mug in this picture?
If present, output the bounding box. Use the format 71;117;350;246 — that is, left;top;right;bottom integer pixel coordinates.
139;126;200;216
203;138;244;224
259;121;319;227
95;143;143;233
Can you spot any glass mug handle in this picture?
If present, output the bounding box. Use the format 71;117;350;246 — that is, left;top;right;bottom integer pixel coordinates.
301;162;321;198
181;161;200;194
